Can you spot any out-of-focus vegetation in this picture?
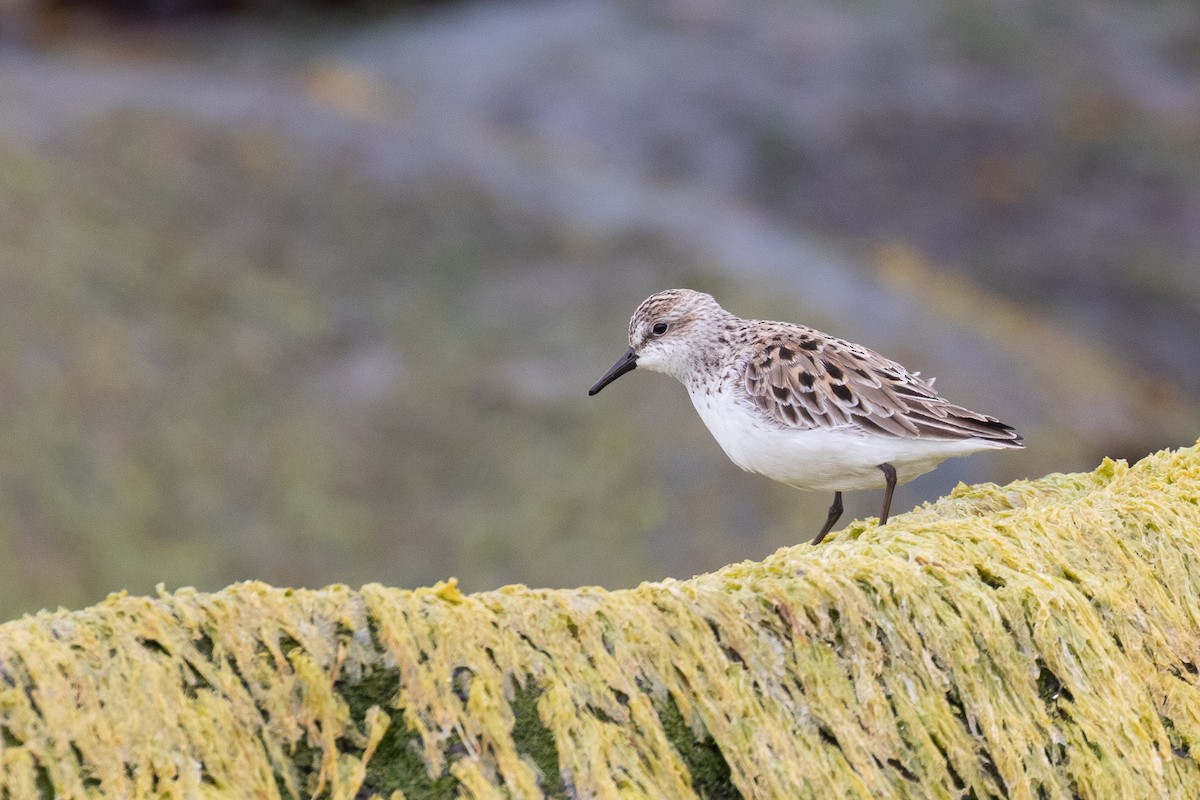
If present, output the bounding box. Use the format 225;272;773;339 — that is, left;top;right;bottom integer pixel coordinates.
6;0;441;28
0;119;694;613
0;0;1196;618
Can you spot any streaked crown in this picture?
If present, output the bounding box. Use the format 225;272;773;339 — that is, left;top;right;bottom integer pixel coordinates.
627;289;731;379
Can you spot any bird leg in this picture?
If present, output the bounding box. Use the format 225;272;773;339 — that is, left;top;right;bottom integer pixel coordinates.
811;491;843;545
877;462;897;524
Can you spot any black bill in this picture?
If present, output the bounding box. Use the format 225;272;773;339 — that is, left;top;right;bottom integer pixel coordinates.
588;347;638;395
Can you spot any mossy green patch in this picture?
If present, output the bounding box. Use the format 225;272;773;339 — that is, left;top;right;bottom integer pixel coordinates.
509;680;566;798
657;694;738;799
337;667;461;800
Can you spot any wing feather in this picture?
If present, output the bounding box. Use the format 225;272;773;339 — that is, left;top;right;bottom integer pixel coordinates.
740;323;1022;445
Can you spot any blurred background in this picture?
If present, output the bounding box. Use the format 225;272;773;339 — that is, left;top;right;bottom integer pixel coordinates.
0;0;1197;619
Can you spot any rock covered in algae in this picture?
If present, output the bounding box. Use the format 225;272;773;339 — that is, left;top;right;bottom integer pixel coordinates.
2;443;1200;799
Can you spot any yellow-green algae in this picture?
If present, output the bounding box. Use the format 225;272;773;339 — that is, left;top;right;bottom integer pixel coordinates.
3;444;1200;799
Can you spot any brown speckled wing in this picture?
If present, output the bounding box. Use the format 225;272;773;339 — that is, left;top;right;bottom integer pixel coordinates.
741;323;1022;443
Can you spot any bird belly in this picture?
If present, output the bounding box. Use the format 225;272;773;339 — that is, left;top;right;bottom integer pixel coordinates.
688;388;1004;491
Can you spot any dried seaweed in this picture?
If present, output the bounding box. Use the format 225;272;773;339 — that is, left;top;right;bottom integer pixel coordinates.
2;443;1199;798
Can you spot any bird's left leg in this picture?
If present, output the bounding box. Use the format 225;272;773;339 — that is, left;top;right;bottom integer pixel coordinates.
877;462;897;524
811;492;843;545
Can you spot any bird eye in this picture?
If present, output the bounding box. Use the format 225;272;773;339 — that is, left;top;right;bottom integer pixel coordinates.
652;322;669;336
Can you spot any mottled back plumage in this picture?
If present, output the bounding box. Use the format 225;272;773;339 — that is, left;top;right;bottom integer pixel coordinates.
739;320;1022;444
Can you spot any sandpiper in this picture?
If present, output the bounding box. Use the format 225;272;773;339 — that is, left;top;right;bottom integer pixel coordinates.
589;289;1023;544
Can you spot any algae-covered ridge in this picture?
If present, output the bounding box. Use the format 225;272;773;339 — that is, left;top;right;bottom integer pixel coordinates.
2;443;1200;799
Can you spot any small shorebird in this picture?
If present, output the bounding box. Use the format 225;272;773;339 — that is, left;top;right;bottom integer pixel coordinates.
589;289;1023;544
